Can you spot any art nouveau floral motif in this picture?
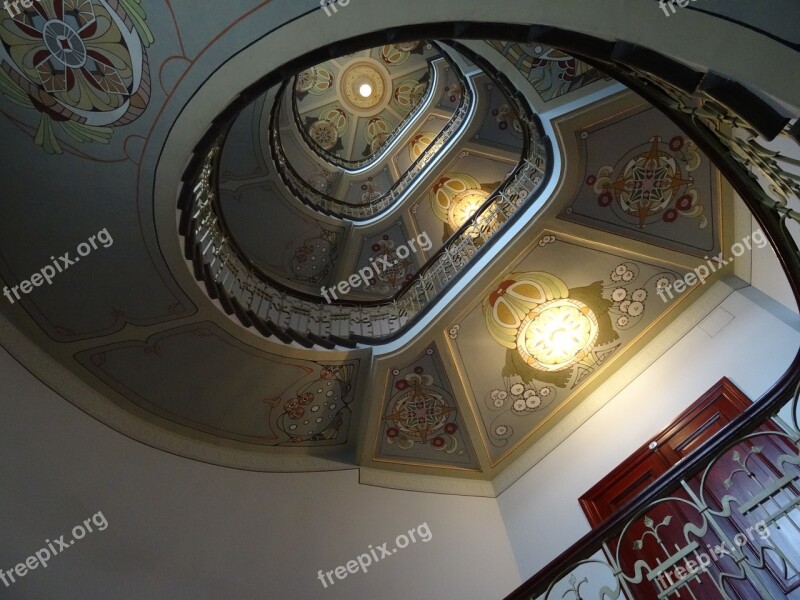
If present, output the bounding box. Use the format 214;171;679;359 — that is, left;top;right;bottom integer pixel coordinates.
0;0;153;153
478;235;675;448
587;135;705;229
380;346;476;467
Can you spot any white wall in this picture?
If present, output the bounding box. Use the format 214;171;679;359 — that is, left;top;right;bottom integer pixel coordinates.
752;232;798;315
748;130;800;316
0;347;520;600
497;288;800;580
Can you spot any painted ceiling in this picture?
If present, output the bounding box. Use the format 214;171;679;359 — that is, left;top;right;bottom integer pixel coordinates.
0;1;744;496
292;42;440;165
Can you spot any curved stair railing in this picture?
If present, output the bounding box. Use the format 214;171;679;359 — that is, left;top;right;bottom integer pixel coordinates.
178;70;549;349
288;49;442;173
271;57;473;221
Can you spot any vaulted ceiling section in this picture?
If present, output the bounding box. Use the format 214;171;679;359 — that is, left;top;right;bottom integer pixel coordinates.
0;5;755;496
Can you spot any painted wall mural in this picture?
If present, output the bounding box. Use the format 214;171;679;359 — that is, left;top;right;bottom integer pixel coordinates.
376;344;480;470
0;0;153;153
560;107;721;256
487;41;608;103
284;228;340;285
272;364;356;444
451;234;683;463
76;322;360;447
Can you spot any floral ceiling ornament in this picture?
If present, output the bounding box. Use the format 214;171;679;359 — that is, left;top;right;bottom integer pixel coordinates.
0;0;153;154
408;130;436;162
284;229;339;284
366;235;413;293
588;135;705;229
363;116;391;155
488;41;606;102
480;243;673;448
306;107;347;153
293;66;334;100
379;41;422;66
272;364;355;445
393;77;428;112
429;172;497;239
384;371;461;453
482;268;619;389
493;103;522;134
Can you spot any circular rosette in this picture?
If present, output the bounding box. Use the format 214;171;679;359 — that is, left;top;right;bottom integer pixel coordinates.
486;388;509;411
483;272;570;349
430;173;482;225
294;68;316;93
408;131;436;161
489;421;513;447
307;170;332;193
613;136;695;228
308;120;339;150
384;375;455;445
0;0;151;127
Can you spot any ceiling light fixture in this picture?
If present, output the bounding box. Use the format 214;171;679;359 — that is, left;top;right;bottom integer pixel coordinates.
516;299;599;372
448;190;490;229
358;83;373;98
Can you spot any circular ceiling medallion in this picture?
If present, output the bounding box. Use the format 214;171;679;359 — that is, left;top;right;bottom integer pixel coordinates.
340;61;388;113
308;120;339;150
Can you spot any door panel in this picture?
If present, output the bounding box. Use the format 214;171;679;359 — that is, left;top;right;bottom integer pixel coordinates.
579;378;800;599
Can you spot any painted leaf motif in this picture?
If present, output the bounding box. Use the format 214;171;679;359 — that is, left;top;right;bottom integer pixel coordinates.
752;446;763;454
724;478;733;490
633;540;644;550
732;450;740;461
661;515;672;528
644;516;654;529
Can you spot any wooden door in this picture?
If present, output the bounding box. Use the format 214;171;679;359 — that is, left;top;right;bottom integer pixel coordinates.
579;378;800;599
